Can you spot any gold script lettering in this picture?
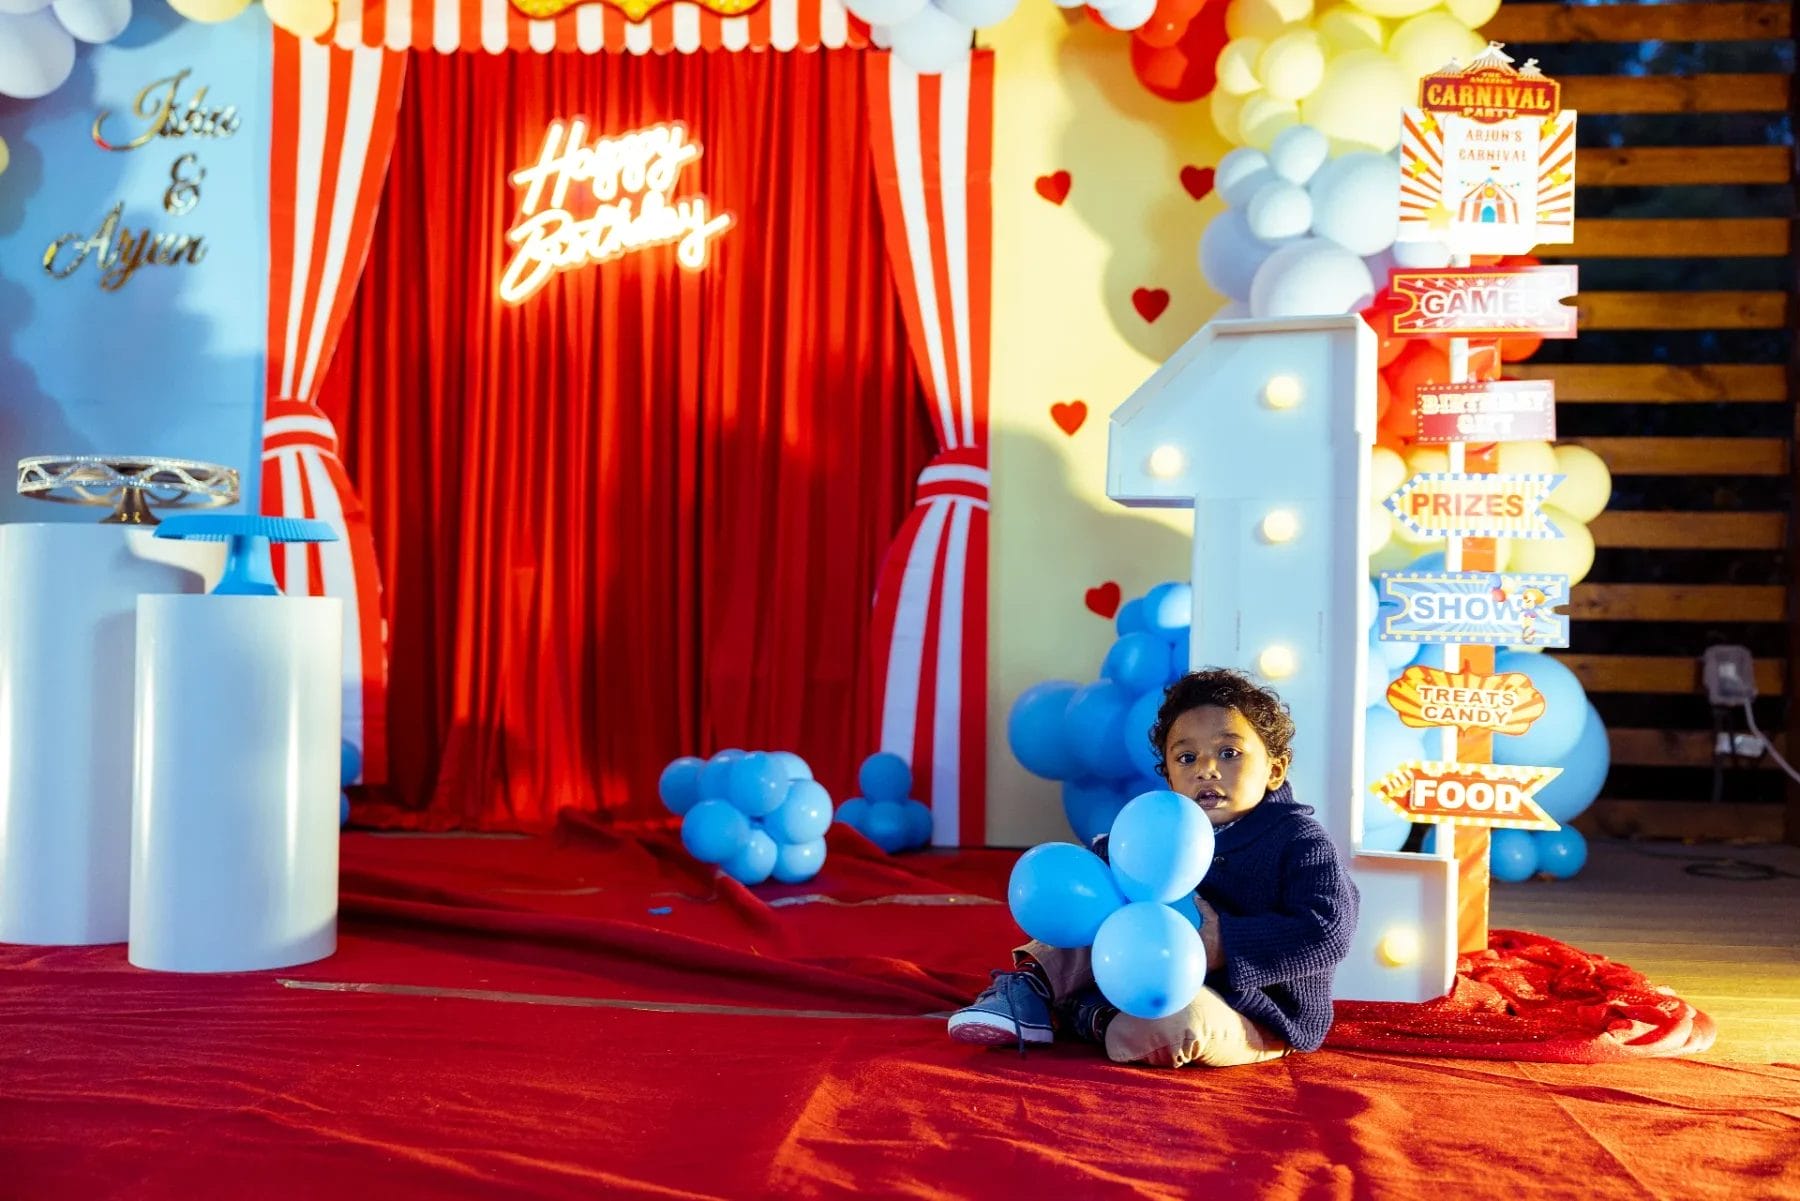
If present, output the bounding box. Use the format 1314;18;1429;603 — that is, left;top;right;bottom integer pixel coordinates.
43;202;206;291
499;118;733;304
93;69;241;153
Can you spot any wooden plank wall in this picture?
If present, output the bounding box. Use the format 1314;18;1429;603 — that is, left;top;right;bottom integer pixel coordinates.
1481;1;1795;841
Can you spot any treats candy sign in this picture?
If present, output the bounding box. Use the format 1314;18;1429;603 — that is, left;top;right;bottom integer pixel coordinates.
1399;43;1575;256
1386;665;1546;736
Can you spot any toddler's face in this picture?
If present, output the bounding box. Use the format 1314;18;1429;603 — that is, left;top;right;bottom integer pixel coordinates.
1161;705;1288;827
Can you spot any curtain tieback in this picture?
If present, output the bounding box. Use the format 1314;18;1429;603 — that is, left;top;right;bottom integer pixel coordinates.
915;448;988;506
262;398;341;456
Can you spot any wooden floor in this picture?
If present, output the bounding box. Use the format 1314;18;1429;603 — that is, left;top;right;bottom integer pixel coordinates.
1490;837;1800;1064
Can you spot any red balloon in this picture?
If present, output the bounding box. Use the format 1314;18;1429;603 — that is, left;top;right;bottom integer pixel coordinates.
1498;332;1543;362
1135;14;1190;48
1129;0;1226;102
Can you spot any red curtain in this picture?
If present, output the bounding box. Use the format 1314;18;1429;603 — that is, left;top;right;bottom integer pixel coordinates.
315;49;932;830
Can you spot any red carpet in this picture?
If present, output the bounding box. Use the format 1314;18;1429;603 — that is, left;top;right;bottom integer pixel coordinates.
1;820;1794;1200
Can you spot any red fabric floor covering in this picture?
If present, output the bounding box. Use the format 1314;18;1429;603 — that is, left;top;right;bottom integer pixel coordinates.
2;821;1796;1200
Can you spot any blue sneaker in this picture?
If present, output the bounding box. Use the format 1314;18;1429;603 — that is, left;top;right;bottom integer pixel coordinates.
947;969;1054;1049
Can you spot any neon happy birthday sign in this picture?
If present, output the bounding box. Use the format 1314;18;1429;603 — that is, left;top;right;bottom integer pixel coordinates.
500;119;733;304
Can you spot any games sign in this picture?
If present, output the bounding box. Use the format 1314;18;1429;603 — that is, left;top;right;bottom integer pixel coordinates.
1386;266;1579;339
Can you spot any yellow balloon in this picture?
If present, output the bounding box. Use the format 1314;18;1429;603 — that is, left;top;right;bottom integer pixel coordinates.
1298;49;1409;153
1342;0;1435;19
1210;88;1248;145
1226;0;1312;40
1369;445;1406;502
1551;444;1612;523
167;0;254;21
266;0;336;36
0;136;9;178
1259;29;1326;101
1366;498;1393;554
1217;37;1268;96
1315;4;1384;54
1443;0;1499;28
1369;528;1420;573
1239;91;1301;150
1496;439;1557;477
1403;444;1449;476
1508;506;1595;585
1386;11;1484;80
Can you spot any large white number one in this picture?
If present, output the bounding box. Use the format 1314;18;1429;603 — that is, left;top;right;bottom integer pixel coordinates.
1107;315;1456;1003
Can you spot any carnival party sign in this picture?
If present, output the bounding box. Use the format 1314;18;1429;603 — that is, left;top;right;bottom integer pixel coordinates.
1378;570;1570;648
1415;379;1556;444
1383;472;1565;540
1371;761;1561;831
1385;265;1579;339
1398;43;1576;256
1385;665;1547;736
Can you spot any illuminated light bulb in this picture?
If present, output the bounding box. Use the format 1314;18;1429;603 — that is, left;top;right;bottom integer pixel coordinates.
1257;646;1296;679
1377;926;1420;967
1263;374;1303;410
1148;445;1186;478
1260;509;1300;543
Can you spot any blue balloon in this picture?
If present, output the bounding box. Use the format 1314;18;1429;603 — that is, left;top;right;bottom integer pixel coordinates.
1364;630;1392;706
1534;826;1588;879
1169;891;1202;931
681;799;751;865
727;752;791;817
769;751;813;781
723;829;778;885
1377;630;1420;672
1490;828;1539;883
1064;680;1137;780
1363;706;1429;796
835;796;871;830
1008;680;1083;780
901;799;934;849
1117;689;1165;782
1115;596;1149;636
1142;582;1193;642
1007;843;1126;947
1407;550;1447;575
1361;817;1410;853
1062;780;1128;846
1492;650;1589;764
339;790;350;828
858;752;913;804
772;837;826;884
658;756;707;816
1167;629;1191;684
697;750;743;800
1092;901;1205;1019
1102;632;1173;695
1365;578;1381;633
767;779;833;844
1107;790;1217;903
1521;701;1609;824
340;741;362;787
863;800;912;853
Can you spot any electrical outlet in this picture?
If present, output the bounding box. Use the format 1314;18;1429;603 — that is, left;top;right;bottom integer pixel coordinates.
1703;645;1757;706
1733;733;1767;759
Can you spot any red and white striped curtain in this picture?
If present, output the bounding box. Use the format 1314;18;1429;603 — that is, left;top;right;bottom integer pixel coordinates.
865;51;994;847
261;32;408;784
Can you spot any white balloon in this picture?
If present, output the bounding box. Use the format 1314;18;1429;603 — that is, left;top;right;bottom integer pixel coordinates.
1216;300;1253;319
887;2;970;74
0;0;49;12
1198;207;1277;303
1307;150;1399;255
845;0;925;28
1362;246;1395;289
1245;179;1312;242
0;9;73;98
934;0;1015;27
1096;0;1154;31
1215;146;1273;207
869;21;892;44
1392;238;1452;268
52;0;129;41
1249;236;1375;318
1266;123;1328;184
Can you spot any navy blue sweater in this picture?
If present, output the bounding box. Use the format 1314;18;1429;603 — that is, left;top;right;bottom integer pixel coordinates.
1096;783;1358;1052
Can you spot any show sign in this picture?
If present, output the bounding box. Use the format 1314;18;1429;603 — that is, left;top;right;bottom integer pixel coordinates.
1378;570;1570;648
1385;266;1579;339
1371;761;1560;831
500;119;734;304
1385;665;1546;735
1414;379;1556;444
1383;471;1564;540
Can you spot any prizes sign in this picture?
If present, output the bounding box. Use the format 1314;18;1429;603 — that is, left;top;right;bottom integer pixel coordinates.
1372;761;1560;831
1383;471;1564;540
501;119;733;305
1386;665;1546;735
1399;43;1575;256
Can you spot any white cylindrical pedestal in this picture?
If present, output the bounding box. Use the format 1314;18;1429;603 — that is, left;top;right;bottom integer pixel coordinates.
130;595;343;972
0;524;213;945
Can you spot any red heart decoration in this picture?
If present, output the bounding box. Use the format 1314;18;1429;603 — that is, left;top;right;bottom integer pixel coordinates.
1084;581;1122;619
1034;170;1072;206
1049;400;1087;436
1180;165;1215;201
1132;287;1170;324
